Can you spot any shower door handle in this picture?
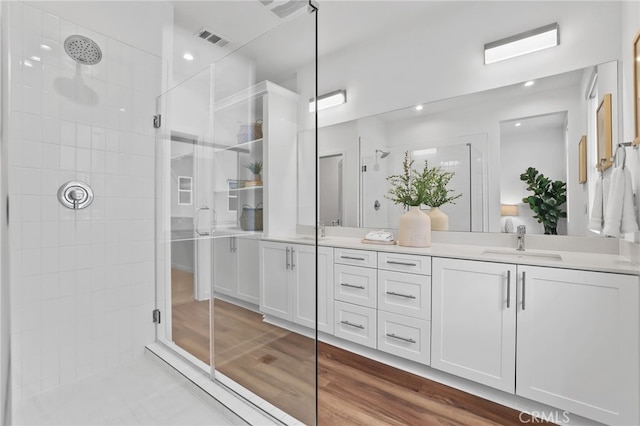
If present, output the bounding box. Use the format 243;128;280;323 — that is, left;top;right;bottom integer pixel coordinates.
195;206;211;236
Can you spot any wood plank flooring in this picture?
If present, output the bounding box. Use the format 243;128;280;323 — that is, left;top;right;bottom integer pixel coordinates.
170;269;545;425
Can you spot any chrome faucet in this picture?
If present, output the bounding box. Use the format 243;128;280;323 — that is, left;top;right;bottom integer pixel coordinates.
318;221;326;238
516;225;526;251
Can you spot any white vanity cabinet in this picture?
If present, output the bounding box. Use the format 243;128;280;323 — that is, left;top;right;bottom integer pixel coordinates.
516;265;639;426
213;235;260;305
259;240;334;334
333;248;378;348
431;258;517;392
432;258;640;425
377;253;431;365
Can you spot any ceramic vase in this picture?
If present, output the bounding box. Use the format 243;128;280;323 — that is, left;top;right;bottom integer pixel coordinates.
427;207;448;231
398;206;431;247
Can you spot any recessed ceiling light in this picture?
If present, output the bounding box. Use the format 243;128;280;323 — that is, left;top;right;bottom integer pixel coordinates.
183;52;194;61
515;122;522;127
524;81;535;87
40;44;52;51
30;56;41;62
23;60;33;68
119;108;127;112
416;105;424;111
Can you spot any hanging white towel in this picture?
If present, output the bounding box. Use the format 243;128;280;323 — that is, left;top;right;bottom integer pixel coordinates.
589;176;609;232
620;167;639;234
603;167;638;237
589;177;604;232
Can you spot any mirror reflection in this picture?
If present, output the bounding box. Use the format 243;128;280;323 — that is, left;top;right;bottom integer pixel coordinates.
300;61;619;236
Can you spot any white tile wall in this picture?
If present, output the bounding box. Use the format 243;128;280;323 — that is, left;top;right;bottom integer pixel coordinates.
8;2;163;403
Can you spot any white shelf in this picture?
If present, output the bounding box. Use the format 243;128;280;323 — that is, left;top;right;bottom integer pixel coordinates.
213;138;263;154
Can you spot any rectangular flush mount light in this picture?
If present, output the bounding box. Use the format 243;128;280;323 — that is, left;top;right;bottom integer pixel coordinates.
484;23;559;64
309;89;346;112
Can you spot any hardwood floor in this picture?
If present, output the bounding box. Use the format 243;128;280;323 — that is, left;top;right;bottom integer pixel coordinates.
171;269;211;363
170;270;544;425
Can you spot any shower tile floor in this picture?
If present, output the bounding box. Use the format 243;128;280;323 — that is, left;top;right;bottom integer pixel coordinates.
13;352;246;426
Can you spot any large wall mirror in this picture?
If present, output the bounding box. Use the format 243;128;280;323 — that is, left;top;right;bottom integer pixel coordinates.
298;61;620;237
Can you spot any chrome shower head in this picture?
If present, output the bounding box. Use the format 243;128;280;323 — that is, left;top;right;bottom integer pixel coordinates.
64;35;102;65
376;149;390;159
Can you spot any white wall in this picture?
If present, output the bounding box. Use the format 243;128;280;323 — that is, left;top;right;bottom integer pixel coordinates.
299;1;622;131
501;126;567;235
5;1;168;403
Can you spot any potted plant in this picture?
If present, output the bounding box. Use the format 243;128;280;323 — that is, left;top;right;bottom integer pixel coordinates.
244;160;263;186
519;167;567;235
385;152;433;247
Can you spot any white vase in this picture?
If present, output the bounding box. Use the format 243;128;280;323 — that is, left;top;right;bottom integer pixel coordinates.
427;207;449;231
398;206;431;247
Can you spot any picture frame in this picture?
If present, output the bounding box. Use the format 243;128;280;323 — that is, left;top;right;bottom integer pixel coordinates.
596;93;612;171
578;135;587;184
634;30;640;145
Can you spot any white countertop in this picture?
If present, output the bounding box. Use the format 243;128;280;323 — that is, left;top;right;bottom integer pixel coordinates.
262;235;640;276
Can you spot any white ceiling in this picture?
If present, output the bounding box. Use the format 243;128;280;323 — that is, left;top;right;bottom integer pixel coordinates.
170;1;451;85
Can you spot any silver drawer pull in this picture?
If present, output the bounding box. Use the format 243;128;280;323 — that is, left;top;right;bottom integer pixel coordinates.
386;291;416;299
341;283;366;290
340;320;365;330
341;255;366;261
386;260;417;266
386;333;416;344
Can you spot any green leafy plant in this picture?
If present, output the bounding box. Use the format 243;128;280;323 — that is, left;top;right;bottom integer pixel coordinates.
519;167;567;235
385;151;462;208
245;160;263;176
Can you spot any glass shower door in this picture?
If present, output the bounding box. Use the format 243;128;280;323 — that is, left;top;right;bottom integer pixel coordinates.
155;68;215;367
209;4;317;425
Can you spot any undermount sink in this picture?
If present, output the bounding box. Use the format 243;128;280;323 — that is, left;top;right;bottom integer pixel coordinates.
482;249;562;261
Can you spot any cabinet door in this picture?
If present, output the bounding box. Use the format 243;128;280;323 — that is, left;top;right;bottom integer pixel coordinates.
334;264;377;308
431;258;517;393
516;266;639;425
378;270;430;319
334;301;377;349
259;241;291;320
213;236;237;297
236;237;259;305
291;244;316;329
292;245;334;333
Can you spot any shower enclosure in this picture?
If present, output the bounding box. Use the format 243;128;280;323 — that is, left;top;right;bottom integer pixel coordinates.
155;4;318;424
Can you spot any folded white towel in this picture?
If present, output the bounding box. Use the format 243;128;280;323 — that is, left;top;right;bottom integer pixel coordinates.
364;230;394;242
603;167;638;237
589;176;604;232
621;167;639;234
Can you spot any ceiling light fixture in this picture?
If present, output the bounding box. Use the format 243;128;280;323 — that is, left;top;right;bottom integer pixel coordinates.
515;122;522;127
183;52;194;61
40;44;52;51
416;105;424;111
524;81;535;87
484;23;559;64
309;89;346;112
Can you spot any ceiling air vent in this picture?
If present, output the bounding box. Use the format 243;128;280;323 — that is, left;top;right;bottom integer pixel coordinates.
195;28;230;48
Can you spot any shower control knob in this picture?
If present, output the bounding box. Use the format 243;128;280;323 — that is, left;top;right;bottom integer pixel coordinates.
69;189;85;201
58;181;94;210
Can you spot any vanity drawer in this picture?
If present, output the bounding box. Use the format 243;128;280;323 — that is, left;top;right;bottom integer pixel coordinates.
378;270;431;319
334;248;377;268
334;301;377;349
334;264;377;308
378;310;430;365
378;252;431;275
